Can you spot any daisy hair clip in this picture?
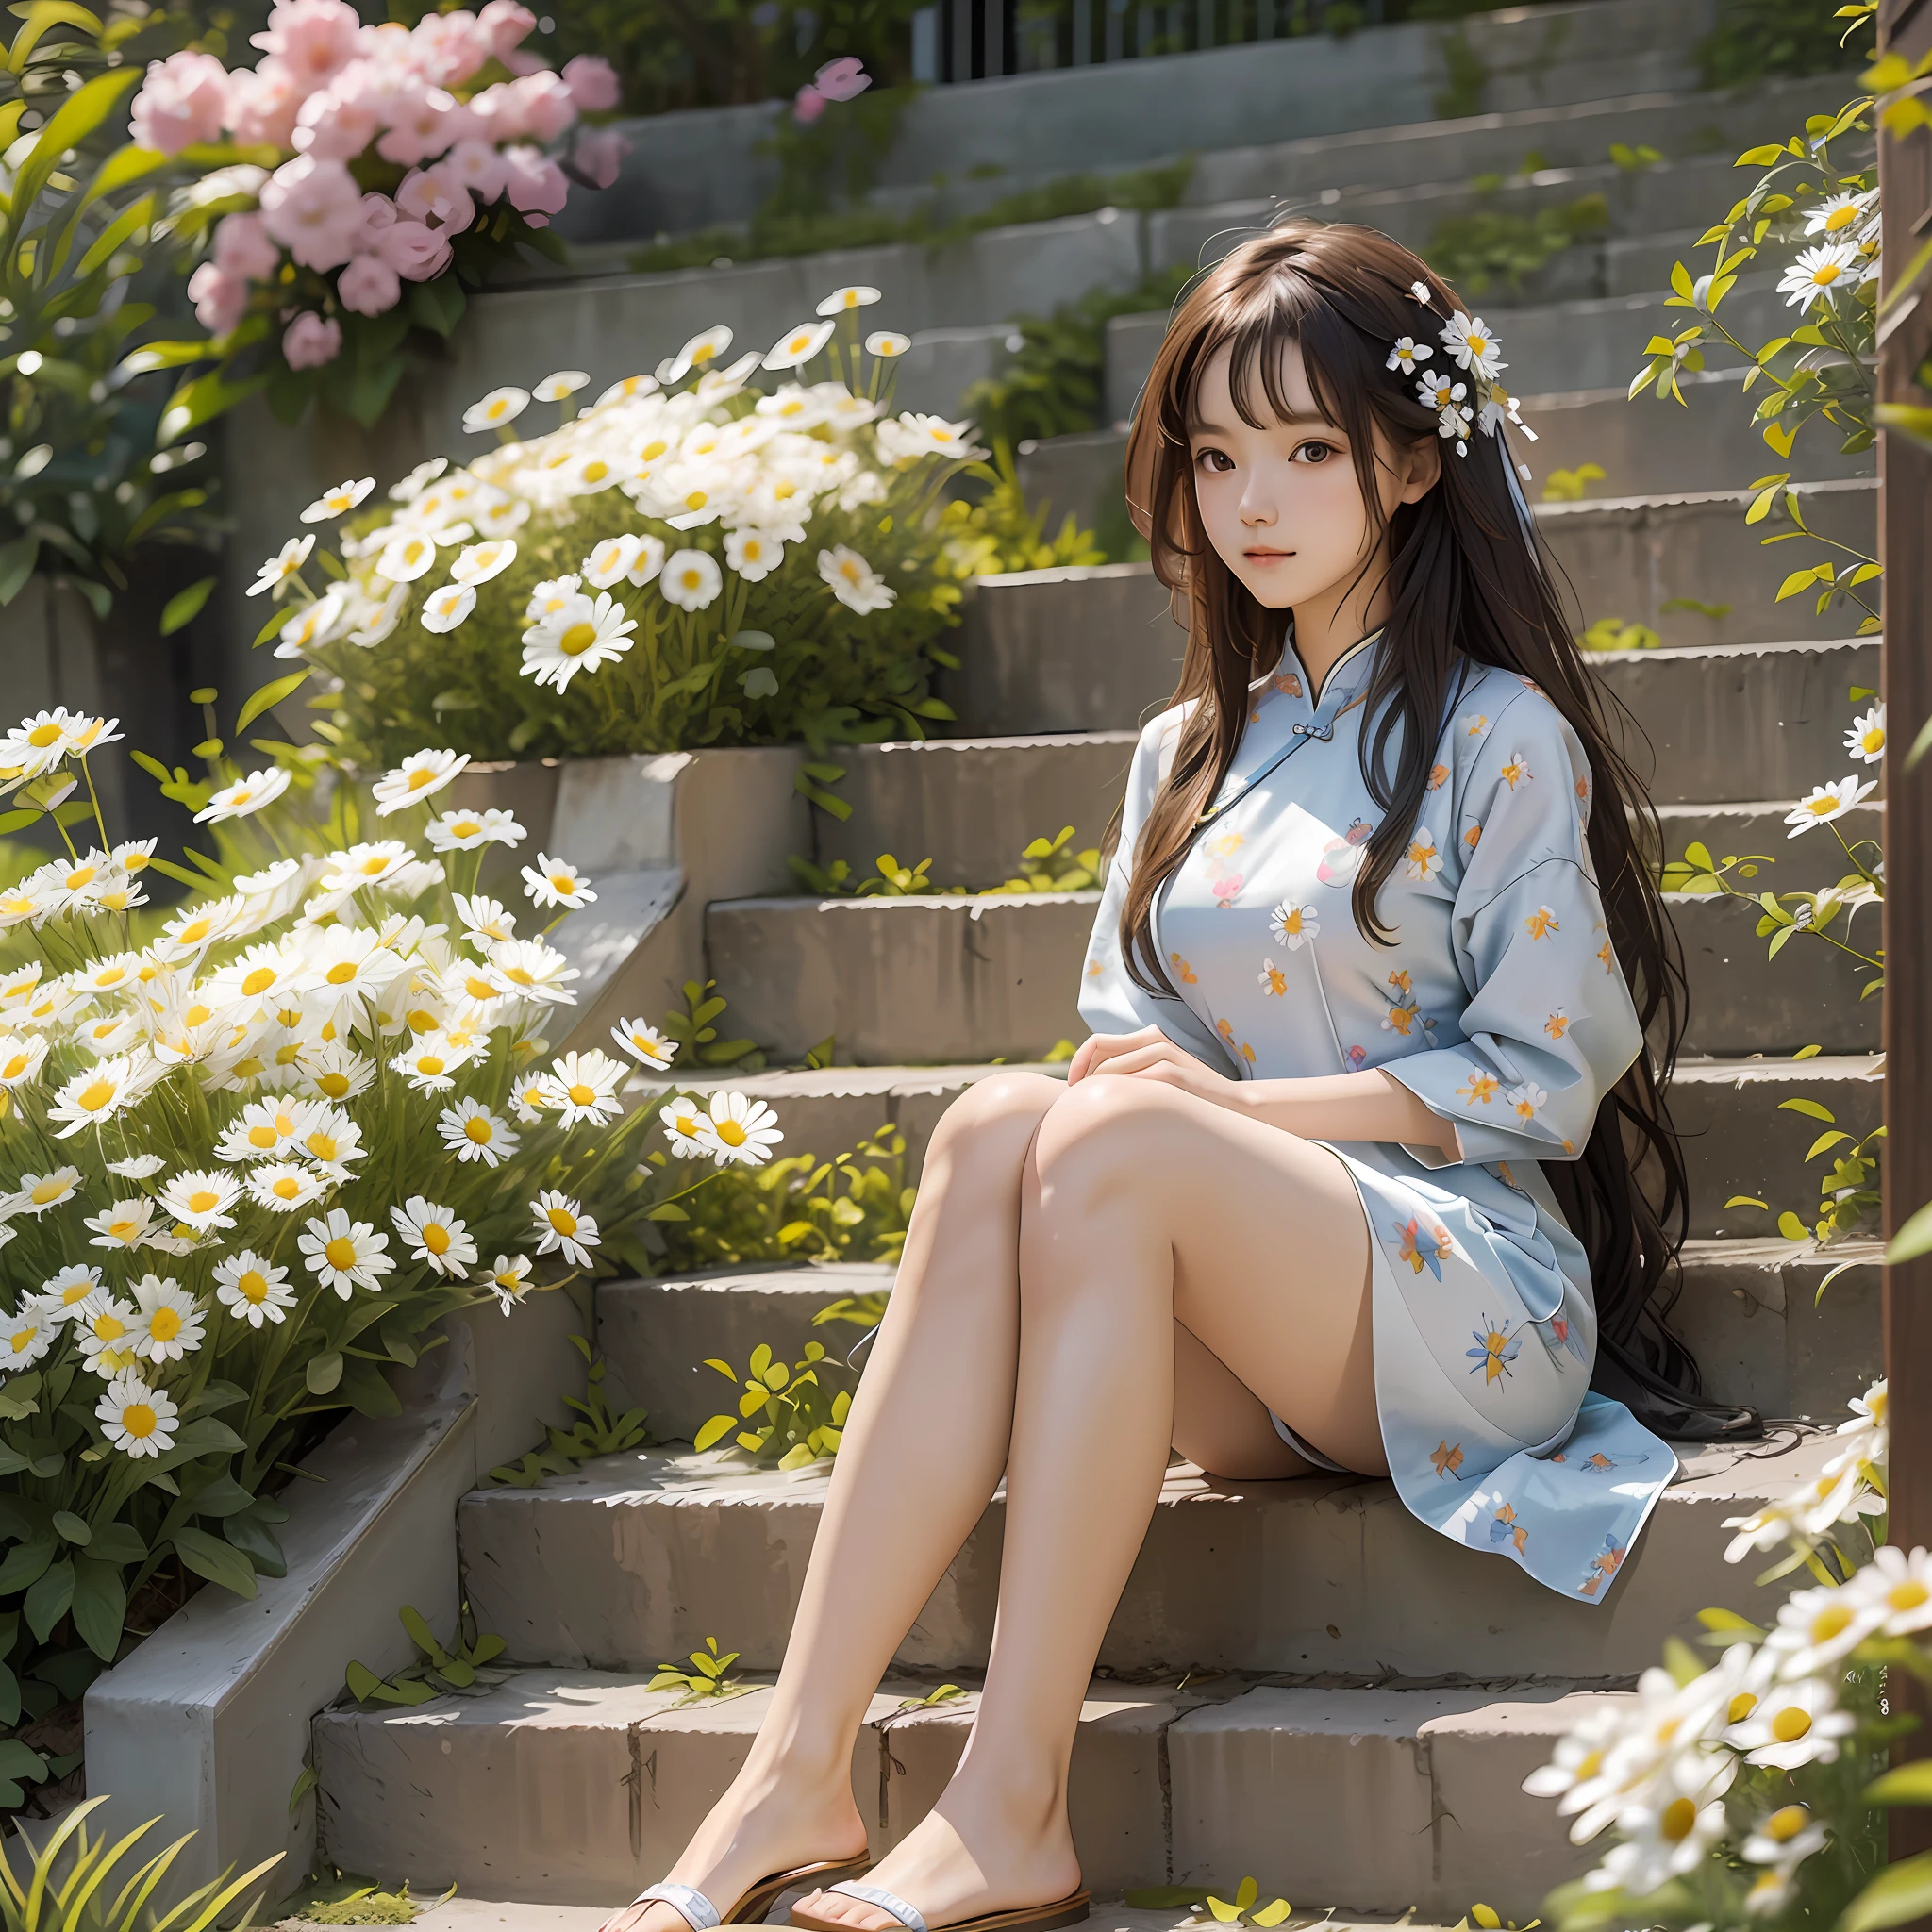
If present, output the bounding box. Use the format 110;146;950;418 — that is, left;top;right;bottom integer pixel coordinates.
1386;279;1537;458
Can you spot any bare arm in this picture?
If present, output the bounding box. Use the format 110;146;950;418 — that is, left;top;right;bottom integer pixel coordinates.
1067;1026;1460;1159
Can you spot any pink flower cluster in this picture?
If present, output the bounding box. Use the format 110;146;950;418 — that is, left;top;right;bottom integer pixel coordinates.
137;0;628;370
792;56;871;125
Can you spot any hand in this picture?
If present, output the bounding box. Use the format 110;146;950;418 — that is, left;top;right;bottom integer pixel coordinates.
1066;1025;1243;1108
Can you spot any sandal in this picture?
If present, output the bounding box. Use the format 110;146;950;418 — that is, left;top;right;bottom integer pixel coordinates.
789;1880;1091;1932
632;1856;874;1929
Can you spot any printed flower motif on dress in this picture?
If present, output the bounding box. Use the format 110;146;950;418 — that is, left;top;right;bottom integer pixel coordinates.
1525;906;1561;940
1344;1043;1369;1071
1507;1082;1548;1125
1536;1312;1590;1365
1463;822;1483;850
1394;1216;1455;1280
1544;1008;1571;1040
1491;1501;1529;1556
1577;1531;1627;1597
1169;952;1198;984
1461;713;1488;739
1593;920;1616;974
1467;1317;1522;1385
1316;819;1373;887
1428;762;1450;791
1431;1439;1467;1479
1498;750;1533;791
1215;1016;1257;1068
1269;901;1319;950
1257;958;1289;997
1404;835;1442;883
1381;969;1435;1040
1274;671;1304;698
1457;1069;1500;1106
1198;827;1246;907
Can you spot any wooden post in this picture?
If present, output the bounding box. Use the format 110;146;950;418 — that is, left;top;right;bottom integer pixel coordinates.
1882;0;1932;1873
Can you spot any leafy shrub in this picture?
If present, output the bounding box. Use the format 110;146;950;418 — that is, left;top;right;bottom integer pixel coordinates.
1698;0;1870;89
1425;190;1610;297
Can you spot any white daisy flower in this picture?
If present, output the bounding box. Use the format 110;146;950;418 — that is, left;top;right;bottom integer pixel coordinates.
1269;901;1318;950
1845;704;1885;764
1786;775;1877;836
480;1253;536;1315
551;1049;626;1128
874;412;986;464
521;853;596;910
246;1160;328;1213
611;1017;677;1068
665;325;734;383
75;1289;141;1377
521;591;639;690
1386;336;1432;375
39;1264;104;1321
1840;1544;1932;1637
1440;311;1504;380
525;574;581;623
439;1098;520;1167
301;476;375;523
46;1057;139;1137
373;748;472;817
193;767;291;824
321;841;415;892
1417;373;1467;413
1588;1777;1729;1899
816;285;881;317
463;386;531;434
819;544;895;614
293;1105;364;1179
1438;401;1474;454
158;1168;242;1233
449;539;519;588
0;1035;48;1089
725;527;785;582
0;1307;52;1371
1778;241;1861;310
215;1094;310;1164
156;895;248;960
1806;189;1875;238
764;319;836;370
485;938;579;1005
107;1153;164;1180
1725;1672;1857;1769
131;1275;204;1363
390;458;448;502
298;1208;395;1298
863;330;909;358
391;1196;478;1279
375;528;441;583
509;1070;563;1124
429;808;525;853
349;580;409;646
234;858;305;899
215;1250;297;1326
705;1091;783;1167
455;894;518;946
96;1370;178;1458
581;532;653;589
246;535;314;597
533;369;590;402
420;583;477;633
84;1197;155;1250
595;374;658;407
659;1094;719;1158
390;1031;475;1092
275;589;349;658
530;1188;600;1269
659;549;723;612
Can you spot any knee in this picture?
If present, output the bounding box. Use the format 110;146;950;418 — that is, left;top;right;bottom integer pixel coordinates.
924;1071;1063;1177
1028;1075;1187;1212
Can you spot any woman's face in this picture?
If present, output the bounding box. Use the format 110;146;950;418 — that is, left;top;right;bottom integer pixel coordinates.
1187;340;1437;612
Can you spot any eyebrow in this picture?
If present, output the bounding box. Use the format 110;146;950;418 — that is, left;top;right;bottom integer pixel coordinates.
1189;410;1333;435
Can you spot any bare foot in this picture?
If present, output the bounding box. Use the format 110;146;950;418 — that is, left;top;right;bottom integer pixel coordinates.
597;1760;870;1932
791;1789;1079;1932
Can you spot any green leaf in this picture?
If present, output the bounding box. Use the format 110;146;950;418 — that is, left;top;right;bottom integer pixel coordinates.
1779;1098;1838;1123
289;1764;319;1815
86;1520;146;1566
69;1555;126;1662
344;1659;385;1703
159;576;216;637
236;670;309;734
0;536;40;605
171;1525;258;1600
338;1356;402;1419
306;1352;343;1396
1725;1194;1770;1210
1778;1210;1811;1241
693;1414;736;1452
1888;1198;1932;1266
23;1558;74;1641
10;69;137;213
1839;1849;1932;1932
1867;1762;1932;1806
158;367;268;446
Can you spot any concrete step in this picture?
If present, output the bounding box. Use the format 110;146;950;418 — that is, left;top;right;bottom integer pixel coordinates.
1017;368;1874;551
705;884;1875;1064
1182;72;1858;209
944;562;1877;750
312;1662;1609;1918
809;733;1137;891
1106;278;1793;423
627;1051;1881;1248
1653;798;1882;890
603;1213;1877;1445
456;1425;1840;1686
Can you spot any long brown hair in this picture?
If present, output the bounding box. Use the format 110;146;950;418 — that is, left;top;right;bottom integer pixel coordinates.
1117;220;1750;1438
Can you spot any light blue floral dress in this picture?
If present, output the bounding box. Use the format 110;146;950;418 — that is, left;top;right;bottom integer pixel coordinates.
1078;630;1676;1603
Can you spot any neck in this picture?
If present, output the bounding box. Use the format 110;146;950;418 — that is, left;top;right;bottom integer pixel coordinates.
1288;549;1393;697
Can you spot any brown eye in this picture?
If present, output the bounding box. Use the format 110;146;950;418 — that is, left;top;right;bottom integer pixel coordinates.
1294;441;1337;464
1195;448;1234;474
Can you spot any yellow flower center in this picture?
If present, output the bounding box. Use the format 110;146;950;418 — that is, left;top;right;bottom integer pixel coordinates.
487;398;509;420
2;1055;27;1080
30;1177;64;1204
424;1223;451;1255
1826;204;1857;230
1891;1579;1929;1612
188;1189;219;1214
27;724;60;748
1772;1706;1813;1743
177;918;212;943
326;960;359;985
76;1077;115;1112
408;1008;437;1034
1727;1691;1757;1724
465;1117;493;1144
307;1133;339;1161
1810;1603;1853;1643
66;866;96;890
465;974;496;1000
1812;262;1841;286
415;1056;446;1076
242;967;277;996
273;1176;302;1200
547;1206;577;1236
1769;1806;1809;1842
8;1327;35;1354
582;460;609;484
559;622;598;657
318;1072;351;1099
238;1270;269;1303
92;1312;125;1341
716;1119;747;1146
249;1124;279;1149
1660;1797;1697;1843
503;966;534;987
150;1307;181;1341
568;1082;596;1105
774;479;796;500
679;569;703;590
324;1236;358;1271
121;1402;157;1439
550;873;575;894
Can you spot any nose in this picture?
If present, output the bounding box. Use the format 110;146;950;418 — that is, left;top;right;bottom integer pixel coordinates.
1240;485;1275;528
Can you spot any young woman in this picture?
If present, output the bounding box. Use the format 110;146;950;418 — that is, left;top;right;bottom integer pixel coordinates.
602;220;1737;1932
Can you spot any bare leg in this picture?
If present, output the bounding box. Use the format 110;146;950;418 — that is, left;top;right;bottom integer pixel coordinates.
601;1074;1062;1932
801;1076;1377;1932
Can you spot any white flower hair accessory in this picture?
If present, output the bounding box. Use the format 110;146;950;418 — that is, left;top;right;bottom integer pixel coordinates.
1391;285;1537;458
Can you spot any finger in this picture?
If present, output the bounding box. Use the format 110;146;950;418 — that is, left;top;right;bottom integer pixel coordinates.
1090;1042;1188;1078
1075;1026;1166;1075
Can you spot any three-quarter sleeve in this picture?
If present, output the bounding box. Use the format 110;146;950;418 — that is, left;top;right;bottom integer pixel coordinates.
1381;691;1643;1169
1078;709;1239;1071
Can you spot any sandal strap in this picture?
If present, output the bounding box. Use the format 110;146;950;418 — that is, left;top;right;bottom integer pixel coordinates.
826;1882;928;1932
633;1883;723;1930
